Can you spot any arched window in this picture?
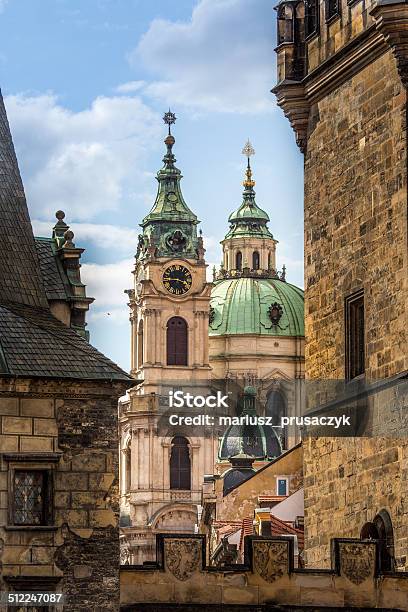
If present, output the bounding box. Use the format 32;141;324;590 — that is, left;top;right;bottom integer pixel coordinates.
266;390;287;449
268;252;272;270
236;251;242;271
252;251;260;270
361;510;395;571
137;319;144;369
167;317;188;366
170;436;191;490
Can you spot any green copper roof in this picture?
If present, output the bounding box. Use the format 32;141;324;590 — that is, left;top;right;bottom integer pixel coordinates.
225;157;273;240
142;133;197;227
209;277;304;337
137;120;201;261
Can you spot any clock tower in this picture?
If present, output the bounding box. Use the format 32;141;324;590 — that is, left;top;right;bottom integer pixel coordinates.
119;112;216;564
130;110;211;393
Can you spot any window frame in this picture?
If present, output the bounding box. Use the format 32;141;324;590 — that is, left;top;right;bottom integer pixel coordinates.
325;0;341;23
166;316;188;367
345;289;365;381
276;476;289;497
304;0;320;41
170;436;191;491
4;454;58;529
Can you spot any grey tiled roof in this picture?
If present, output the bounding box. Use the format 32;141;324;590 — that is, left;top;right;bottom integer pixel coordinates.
35;238;69;301
0;302;131;380
0;92;49;309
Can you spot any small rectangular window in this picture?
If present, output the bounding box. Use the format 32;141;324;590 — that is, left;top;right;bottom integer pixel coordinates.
277;477;288;496
345;290;365;380
305;0;319;38
12;470;49;526
325;0;340;21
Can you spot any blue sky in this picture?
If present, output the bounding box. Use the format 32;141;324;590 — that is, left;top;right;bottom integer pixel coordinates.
0;0;303;371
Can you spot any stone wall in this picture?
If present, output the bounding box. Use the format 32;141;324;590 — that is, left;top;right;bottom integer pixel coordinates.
304;50;407;380
0;377;128;611
120;534;408;610
302;48;408;567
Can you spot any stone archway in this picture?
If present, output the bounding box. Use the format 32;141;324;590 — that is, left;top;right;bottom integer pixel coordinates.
361;509;395;571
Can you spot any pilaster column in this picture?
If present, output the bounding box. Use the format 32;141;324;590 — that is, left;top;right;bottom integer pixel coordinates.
155;309;162;364
190;443;200;491
130;311;136;371
162;442;171;490
202;313;209;365
143;309;157;364
131;428;139;490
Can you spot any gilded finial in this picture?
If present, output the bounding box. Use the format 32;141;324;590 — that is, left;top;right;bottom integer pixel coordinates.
242;139;255;188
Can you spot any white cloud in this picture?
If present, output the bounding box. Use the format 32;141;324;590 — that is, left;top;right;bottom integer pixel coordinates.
32;219;139;254
132;0;275;114
81;258;134;308
5;93;161;221
116;80;146;93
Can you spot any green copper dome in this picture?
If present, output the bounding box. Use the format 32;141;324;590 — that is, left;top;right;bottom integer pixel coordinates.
209;277;304;337
219;386;282;464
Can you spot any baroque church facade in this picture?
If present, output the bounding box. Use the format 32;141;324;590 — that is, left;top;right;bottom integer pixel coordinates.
119;115;305;564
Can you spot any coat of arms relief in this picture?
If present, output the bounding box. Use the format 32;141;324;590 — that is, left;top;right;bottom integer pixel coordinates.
339;542;376;585
165;538;202;581
252;540;289;583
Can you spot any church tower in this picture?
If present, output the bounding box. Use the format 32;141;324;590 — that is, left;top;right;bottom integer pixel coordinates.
129;110;211;392
209;142;304;453
119;112;216;564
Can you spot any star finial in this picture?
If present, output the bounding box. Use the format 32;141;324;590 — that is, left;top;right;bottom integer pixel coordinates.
242;139;256;189
163;109;177;135
242;139;255;159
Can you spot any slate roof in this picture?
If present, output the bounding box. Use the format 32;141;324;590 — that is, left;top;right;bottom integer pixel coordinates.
0;90;130;382
0;302;129;380
35;237;69;301
0;93;49;309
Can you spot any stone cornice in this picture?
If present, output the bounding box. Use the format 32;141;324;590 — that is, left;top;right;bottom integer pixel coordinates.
371;0;408;87
272;81;309;153
304;26;386;102
273;21;396;152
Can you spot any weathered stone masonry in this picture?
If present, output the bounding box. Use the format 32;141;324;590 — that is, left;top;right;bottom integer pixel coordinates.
274;0;408;570
0;377;129;610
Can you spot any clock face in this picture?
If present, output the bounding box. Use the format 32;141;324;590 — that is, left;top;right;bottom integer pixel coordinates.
163;264;192;295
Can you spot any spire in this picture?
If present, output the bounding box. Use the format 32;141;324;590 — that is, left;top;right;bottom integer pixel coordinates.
138;110;201;261
0;90;48;308
224;139;272;240
242;139;256;192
